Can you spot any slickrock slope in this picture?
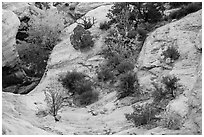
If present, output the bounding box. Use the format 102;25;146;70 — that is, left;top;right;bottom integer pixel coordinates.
137;10;202;134
2;4;202;135
3;4;134;135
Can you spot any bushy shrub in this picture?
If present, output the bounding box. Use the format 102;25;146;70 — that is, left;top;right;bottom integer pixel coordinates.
169;2;191;9
97;68;114;82
59;71;86;95
74;80;93;95
162;75;180;98
99;21;111;30
125;103;160;127
70;25;94;51
127;30;137;39
152;75;180;103
106;54;122;69
161;112;182;130
117;72;139;99
59;71;98;106
151;82;166;103
77;16;96;29
162;46;180;62
35;2;50;10
116;61;134;74
168;2;202;20
107;2;164;26
76;90;99;106
137;28;148;41
27;10;64;51
17;42;49;77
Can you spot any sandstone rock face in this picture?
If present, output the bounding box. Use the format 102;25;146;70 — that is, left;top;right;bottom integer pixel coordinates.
2;9;20;67
3;4;133;135
2;4;202;135
137;10;202;134
75;2;112;15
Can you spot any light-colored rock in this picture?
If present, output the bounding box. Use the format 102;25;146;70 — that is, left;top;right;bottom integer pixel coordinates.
137;10;202;134
166;95;189;117
194;29;202;50
2;9;20;67
2;2;31;18
75;2;112;15
2;4;202;135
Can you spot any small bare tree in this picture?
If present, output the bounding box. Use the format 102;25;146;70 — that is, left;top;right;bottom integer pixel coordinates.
77;16;96;29
44;81;64;122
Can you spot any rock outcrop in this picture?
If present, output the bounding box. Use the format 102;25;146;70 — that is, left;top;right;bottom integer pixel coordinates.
2;3;202;135
137;10;202;134
2;9;20;67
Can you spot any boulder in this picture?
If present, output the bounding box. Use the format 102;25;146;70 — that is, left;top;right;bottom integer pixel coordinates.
2;9;20;67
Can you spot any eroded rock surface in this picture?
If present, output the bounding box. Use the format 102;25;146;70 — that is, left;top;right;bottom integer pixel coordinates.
137;10;202;134
2;9;20;67
2;5;202;135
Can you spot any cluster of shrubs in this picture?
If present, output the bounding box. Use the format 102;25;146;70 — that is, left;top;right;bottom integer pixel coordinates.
59;71;98;106
168;2;202;20
161;111;183;130
169;2;191;9
125;75;182;129
152;75;180;103
125;103;160;127
99;21;112;30
70;25;94;51
117;72;140;100
17;42;50;77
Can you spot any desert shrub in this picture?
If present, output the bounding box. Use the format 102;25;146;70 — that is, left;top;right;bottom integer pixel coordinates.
17;42;49;77
152;75;180;103
125;103;160;127
75;90;99;106
59;71;86;95
35;2;50;10
107;2;164;27
169;2;191;9
117;72;139;99
151;82;167;103
74;80;93;95
59;71;98;106
127;29;137;39
168;2;202;20
162;75;180;98
26;10;64;51
44;82;64;121
77;16;96;29
99;21;111;30
116;61;134;74
97;68;114;82
162;46;180;62
70;25;94;51
106;54;123;69
161;112;182;130
184;2;202;13
59;71;99;106
100;47;115;59
137;28;148;41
